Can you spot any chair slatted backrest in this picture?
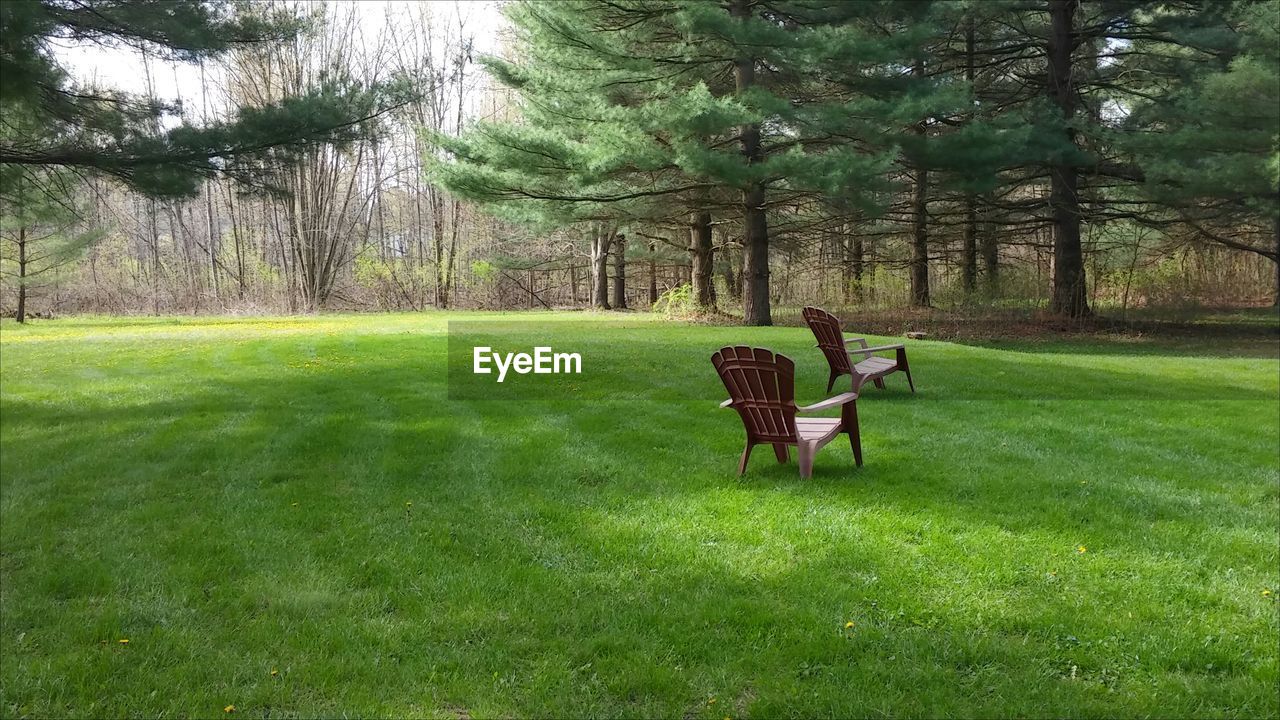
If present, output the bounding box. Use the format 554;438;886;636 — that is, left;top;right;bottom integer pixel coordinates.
711;346;798;443
803;306;852;375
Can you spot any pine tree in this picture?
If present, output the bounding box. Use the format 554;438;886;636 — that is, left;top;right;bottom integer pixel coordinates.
1120;0;1279;303
437;0;1276;319
435;1;964;324
0;168;100;322
982;0;1278;317
429;1;743;314
765;1;990;310
0;0;408;199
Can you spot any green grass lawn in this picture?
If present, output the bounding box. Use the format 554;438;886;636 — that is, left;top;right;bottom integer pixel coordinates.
1;312;1277;718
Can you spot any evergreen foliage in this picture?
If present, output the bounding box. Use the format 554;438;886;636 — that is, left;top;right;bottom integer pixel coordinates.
0;0;410;198
431;0;1279;321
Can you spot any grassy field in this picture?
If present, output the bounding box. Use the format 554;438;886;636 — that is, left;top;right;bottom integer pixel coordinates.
1;312;1277;718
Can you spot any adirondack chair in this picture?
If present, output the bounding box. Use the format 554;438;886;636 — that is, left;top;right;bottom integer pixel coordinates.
803;306;916;394
711;346;862;478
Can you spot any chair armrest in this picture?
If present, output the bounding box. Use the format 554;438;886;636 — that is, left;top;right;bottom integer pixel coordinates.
797;392;858;413
720;398;734;409
857;343;905;354
845;337;872;358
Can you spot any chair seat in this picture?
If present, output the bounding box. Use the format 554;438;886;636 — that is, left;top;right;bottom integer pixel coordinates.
796;417;842;443
854;356;896;375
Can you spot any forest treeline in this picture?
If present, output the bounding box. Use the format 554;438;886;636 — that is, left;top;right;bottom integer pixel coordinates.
1;0;1278;324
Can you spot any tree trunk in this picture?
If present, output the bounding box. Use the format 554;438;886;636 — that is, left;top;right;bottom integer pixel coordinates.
205;183;219;302
741;185;770;324
589;226;611;309
910;167;930;307
962;197;977;294
1047;0;1091;318
16;223;26;323
432;188;447;308
690;211;715;309
909;57;930;308
722;246;736;302
981;211;999;295
443;198;461;309
224;182;246;300
199;60;219;304
148;199;161;315
648;242;658;306
444;35;467;310
961;16;978;296
847;225;864;304
725;244;741;299
611;234;628;309
170;203;197;313
1273;215;1279;306
731;0;771;326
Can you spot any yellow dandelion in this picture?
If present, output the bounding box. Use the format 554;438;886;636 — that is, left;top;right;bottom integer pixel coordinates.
118;638;129;644
845;621;855;629
708;697;717;705
1077;546;1087;554
270;668;279;677
224;705;236;713
290;502;299;507
405;501;413;507
1263;589;1273;597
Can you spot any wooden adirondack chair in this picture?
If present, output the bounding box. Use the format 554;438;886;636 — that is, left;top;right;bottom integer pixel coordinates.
711;346;862;478
803;306;916;394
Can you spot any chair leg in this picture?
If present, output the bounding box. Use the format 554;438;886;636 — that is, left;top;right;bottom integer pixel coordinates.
898;348;915;393
873;377;886;390
843;400;863;467
738;443;754;476
772;443;789;463
797;442;815;479
826;370;838;394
